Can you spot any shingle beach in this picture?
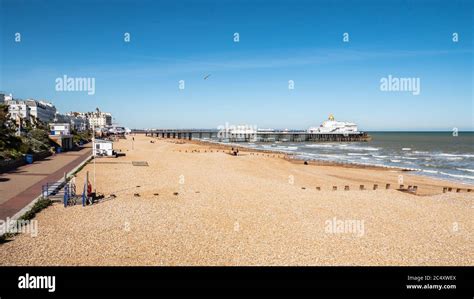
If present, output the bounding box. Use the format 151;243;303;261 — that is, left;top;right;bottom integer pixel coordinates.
1;135;472;266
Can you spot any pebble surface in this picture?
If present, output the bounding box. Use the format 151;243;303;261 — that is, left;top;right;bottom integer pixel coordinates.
1;136;473;266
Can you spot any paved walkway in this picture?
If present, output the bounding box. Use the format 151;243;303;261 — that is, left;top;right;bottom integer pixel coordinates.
0;146;92;221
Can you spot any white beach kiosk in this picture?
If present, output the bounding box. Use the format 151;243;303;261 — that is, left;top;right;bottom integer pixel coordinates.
94;139;114;156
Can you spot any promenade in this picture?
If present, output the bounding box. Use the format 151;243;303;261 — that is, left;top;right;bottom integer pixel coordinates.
0;145;92;222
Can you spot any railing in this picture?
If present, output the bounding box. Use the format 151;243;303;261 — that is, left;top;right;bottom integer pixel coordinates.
42;181;78;207
41;181;66;198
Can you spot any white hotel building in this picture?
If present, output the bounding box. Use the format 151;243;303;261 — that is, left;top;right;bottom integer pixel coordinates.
26;100;57;123
5;92;111;132
8;100;30;120
86;111;112;128
7;98;57;124
66;112;89;132
1;93;13;104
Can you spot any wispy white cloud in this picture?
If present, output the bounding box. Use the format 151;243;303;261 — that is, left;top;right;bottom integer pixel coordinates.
84;48;473;77
5;48;472;82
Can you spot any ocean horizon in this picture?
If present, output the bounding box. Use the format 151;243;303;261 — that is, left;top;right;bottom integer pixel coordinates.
191;131;474;184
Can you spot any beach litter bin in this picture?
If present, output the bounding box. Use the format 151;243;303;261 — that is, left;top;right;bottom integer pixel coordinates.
25;154;33;164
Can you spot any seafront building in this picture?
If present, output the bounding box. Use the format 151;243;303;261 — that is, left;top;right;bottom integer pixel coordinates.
3;92;112;132
54;112;71;124
26;100;57;123
7;100;30;121
49;123;73;150
2;93;13;103
66;112;89;132
86;109;112;128
7;98;57;124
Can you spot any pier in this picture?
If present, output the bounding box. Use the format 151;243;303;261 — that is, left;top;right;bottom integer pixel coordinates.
139;129;371;142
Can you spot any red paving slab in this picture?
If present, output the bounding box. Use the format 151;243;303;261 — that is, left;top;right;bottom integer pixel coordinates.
0;147;92;221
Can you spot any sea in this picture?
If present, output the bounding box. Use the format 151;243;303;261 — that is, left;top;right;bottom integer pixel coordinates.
210;132;474;184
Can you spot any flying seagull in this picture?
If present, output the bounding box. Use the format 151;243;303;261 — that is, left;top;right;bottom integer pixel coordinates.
204;74;211;80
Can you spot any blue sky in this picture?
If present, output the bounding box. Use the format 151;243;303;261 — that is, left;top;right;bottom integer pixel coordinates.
0;0;472;130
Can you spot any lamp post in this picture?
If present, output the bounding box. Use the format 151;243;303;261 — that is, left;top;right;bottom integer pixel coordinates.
92;123;96;193
17;114;21;136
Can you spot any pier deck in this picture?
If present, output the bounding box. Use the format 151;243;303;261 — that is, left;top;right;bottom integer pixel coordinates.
139;129;371;142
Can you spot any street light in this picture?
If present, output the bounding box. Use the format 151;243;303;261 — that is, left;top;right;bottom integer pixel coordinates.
92;123;96;193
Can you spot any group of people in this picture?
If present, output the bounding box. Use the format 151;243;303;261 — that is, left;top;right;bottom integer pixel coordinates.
231;147;239;156
64;175;97;206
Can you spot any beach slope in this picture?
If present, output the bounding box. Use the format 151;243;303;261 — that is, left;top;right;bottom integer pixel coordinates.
1;135;472;266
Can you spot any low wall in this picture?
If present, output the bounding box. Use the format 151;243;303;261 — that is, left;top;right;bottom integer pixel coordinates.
0;151;52;174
